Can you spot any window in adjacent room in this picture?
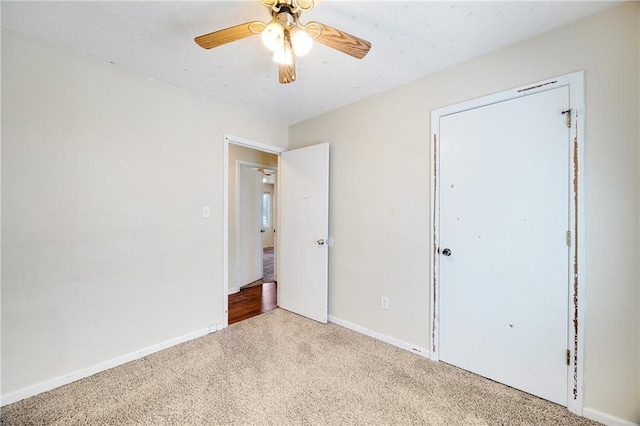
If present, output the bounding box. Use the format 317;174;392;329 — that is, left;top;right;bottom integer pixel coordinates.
262;192;272;228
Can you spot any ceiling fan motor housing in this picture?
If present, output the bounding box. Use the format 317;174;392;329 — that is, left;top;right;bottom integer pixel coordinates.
274;8;296;29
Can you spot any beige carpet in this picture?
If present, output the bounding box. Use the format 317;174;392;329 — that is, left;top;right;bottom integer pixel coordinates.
1;309;599;425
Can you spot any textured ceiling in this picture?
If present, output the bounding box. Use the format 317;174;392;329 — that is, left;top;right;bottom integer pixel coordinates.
1;1;620;125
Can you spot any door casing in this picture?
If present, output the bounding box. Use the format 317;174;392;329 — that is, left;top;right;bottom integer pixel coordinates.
429;71;586;415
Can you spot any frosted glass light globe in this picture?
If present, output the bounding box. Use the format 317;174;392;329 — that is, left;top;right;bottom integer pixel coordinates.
291;27;313;57
261;22;284;52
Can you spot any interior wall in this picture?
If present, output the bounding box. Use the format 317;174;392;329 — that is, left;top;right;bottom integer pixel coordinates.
227;144;277;293
1;28;288;398
289;3;639;423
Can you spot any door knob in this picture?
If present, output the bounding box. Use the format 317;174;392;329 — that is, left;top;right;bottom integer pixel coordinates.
261;229;266;233
442;248;452;257
317;239;325;246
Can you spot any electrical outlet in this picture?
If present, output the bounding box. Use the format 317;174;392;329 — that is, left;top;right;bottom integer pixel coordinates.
381;296;389;310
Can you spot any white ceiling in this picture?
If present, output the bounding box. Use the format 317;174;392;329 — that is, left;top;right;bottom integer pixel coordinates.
1;1;620;125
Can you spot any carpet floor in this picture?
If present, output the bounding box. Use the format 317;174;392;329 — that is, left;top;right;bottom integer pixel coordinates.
1;309;599;425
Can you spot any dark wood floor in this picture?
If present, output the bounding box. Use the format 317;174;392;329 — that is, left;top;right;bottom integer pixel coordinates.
228;282;277;325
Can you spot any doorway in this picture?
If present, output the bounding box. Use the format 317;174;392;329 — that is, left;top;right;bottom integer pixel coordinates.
236;163;266;289
257;168;276;285
430;72;585;414
236;163;278;291
225;137;283;325
223;135;331;328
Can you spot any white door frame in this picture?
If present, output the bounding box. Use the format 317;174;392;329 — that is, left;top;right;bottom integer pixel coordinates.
429;71;586;415
223;134;285;328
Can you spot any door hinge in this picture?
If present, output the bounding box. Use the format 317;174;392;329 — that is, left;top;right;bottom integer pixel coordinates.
566;349;571;366
562;109;572;128
566;230;571;247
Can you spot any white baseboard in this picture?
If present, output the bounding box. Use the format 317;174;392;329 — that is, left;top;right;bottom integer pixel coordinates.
1;326;219;407
583;408;639;426
328;315;430;358
228;287;239;294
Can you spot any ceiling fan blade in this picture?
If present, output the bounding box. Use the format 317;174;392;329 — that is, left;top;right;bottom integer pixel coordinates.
279;58;296;84
194;22;262;49
295;0;316;12
312;23;371;60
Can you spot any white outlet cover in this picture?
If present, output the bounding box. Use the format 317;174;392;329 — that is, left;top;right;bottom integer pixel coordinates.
381;296;389;310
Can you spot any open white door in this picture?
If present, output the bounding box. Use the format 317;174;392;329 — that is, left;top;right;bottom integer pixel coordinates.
278;143;329;323
237;165;263;287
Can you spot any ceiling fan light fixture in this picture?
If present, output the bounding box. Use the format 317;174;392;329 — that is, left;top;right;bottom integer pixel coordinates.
194;0;371;84
261;21;284;52
290;26;312;57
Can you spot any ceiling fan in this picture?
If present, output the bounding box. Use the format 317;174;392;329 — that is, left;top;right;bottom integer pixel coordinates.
194;0;371;84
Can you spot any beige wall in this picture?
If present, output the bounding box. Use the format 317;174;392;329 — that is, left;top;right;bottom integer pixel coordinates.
1;29;287;396
290;3;639;423
227;145;278;293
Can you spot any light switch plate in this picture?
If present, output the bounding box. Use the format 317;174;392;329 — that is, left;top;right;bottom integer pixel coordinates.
202;206;211;218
